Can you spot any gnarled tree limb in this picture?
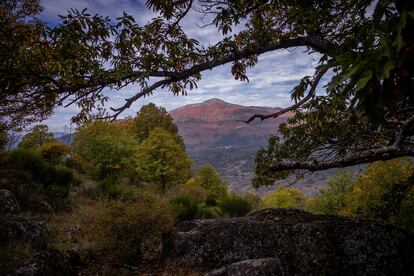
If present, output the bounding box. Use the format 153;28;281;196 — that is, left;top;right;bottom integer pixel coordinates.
106;36;337;119
243;66;328;124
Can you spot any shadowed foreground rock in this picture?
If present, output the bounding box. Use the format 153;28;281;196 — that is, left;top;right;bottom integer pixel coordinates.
165;208;414;276
7;249;75;276
0;216;48;250
0;189;20;216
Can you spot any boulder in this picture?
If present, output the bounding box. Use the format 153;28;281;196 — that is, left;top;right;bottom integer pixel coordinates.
0;189;20;216
0;216;48;250
8;249;75;276
165;208;414;275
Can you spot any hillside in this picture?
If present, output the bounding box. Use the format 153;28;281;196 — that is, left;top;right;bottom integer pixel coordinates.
170;98;292;151
170;99;363;195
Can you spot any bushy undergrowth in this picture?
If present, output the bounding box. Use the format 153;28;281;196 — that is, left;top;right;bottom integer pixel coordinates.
0;149;74;210
0;242;36;274
88;193;174;262
170;194;202;221
243;191;264;210
219;194;252;217
263;187;305;209
305;158;414;232
170;193;223;222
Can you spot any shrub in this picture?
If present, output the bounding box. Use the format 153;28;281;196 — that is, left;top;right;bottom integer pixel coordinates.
263;187;305;209
197;204;222;219
40;141;69;164
45;165;73;206
186;165;228;205
170;194;202;221
304;171;355;215
1;149;74;210
177;184;207;202
89;195;173;262
0;169;40;211
219;194;252;217
7;149;48;181
243;191;264;211
97;175;135;200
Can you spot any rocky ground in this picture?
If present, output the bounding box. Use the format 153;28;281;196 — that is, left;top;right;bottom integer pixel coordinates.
2;189;413;275
166;208;414;275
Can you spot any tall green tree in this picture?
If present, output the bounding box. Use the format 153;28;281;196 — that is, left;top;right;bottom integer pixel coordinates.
0;0;57;129
135;128;192;192
18;125;55;149
72;121;137;178
132;103;184;146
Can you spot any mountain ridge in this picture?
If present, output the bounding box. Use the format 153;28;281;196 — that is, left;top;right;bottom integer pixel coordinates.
169;98;292;151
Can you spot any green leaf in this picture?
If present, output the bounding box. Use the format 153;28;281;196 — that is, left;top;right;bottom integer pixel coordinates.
355;70;372;92
382;60;395;79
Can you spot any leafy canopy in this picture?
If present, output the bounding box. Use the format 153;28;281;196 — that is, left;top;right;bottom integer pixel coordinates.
18;125;55;149
305;158;414;231
72;120;137;178
186;164;228;204
135;127;192;192
1;0;413;184
39;141;69;164
262;187;305;209
132;103;184;146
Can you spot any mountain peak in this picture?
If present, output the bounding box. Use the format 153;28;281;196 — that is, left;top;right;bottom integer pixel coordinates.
203;98;227;104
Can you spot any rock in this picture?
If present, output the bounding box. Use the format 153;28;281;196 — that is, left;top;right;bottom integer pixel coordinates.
0;216;48;250
165;208;414;275
0;189;20;216
8;248;75;276
205;258;285;276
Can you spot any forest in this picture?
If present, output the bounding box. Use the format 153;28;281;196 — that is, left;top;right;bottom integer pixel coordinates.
1;0;414;275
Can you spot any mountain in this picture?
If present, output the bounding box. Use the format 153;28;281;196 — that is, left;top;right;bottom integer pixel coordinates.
55;133;74;144
170;99;364;196
170;98;292;151
170;99;294;194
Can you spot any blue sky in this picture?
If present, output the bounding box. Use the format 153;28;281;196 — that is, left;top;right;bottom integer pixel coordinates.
39;0;321;132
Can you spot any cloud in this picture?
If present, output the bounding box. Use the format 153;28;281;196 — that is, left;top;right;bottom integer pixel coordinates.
38;1;319;131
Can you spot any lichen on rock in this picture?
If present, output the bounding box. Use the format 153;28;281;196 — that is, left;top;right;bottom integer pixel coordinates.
165;208;414;275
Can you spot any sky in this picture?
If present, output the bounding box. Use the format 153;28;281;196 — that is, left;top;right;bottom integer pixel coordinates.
39;0;321;132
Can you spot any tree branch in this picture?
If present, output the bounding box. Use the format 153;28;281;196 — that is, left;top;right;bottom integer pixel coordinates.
106;36;336;118
268;146;414;173
243;66;328;124
170;0;193;29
